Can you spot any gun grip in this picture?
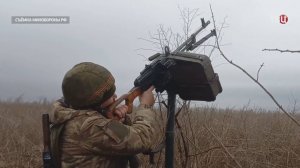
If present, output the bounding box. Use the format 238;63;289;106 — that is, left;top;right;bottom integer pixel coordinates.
126;87;143;112
107;87;142;119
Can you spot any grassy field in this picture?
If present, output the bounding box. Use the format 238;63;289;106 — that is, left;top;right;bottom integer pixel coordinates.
0;100;300;168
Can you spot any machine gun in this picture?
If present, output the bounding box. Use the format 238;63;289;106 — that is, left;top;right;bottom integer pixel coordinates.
108;18;222;113
108;18;222;168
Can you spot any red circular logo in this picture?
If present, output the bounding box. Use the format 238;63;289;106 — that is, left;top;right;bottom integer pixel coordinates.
280;14;288;24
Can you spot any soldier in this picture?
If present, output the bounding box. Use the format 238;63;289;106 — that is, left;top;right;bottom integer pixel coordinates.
51;62;161;168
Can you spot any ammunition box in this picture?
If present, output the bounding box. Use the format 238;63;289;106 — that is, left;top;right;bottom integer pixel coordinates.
169;51;222;101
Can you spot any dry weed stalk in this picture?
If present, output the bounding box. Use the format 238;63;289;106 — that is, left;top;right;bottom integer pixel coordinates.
262;48;300;53
204;125;243;168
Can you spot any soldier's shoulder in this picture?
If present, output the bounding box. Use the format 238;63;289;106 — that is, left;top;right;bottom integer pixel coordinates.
79;110;110;129
103;120;130;143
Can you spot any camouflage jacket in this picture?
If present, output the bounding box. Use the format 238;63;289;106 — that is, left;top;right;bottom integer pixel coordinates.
51;100;161;168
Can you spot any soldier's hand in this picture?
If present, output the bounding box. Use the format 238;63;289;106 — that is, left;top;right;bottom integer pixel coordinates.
114;105;128;119
139;86;155;107
107;105;128;121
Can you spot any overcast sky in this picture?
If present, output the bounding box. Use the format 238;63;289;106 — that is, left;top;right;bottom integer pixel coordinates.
0;0;299;110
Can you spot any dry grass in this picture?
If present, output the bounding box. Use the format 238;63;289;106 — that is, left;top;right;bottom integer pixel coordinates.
0;100;300;168
0;100;51;168
171;107;300;168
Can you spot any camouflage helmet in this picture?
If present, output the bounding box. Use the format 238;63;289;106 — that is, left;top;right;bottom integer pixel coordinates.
62;62;116;108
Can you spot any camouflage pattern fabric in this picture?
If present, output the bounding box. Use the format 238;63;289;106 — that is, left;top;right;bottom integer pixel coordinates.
51;100;162;168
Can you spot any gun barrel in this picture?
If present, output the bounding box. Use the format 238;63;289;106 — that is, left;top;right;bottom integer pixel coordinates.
174;18;210;53
42;114;53;168
189;29;216;51
42;114;51;152
193;19;210;37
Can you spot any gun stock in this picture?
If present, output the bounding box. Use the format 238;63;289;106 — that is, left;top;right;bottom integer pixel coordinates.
107;87;143;119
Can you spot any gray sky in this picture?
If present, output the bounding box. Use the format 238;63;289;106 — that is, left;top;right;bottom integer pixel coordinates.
0;0;299;110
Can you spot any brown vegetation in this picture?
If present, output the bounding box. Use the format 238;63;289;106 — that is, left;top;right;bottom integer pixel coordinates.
0;100;300;167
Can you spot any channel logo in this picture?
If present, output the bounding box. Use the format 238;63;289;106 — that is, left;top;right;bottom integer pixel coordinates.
279;14;288;24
